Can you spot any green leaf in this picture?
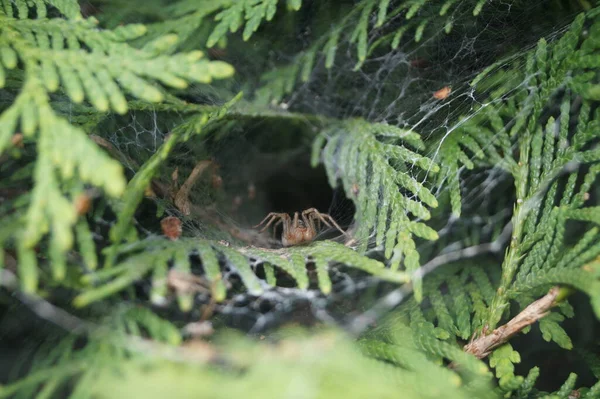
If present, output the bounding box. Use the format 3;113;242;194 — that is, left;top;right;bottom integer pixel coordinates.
539;312;573;349
489;344;524;391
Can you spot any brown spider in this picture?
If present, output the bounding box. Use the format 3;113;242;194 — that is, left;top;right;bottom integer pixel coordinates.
254;208;347;247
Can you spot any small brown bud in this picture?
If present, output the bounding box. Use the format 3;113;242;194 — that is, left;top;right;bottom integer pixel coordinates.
161;216;182;240
74;193;92;215
433;86;451;100
11;133;24;148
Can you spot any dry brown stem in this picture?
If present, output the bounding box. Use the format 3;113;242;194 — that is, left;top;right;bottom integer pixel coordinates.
173;160;215;215
464;286;560;359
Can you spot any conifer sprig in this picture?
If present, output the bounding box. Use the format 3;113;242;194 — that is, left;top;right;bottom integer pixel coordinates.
76;238;410;308
312;119;439;300
0;4;234;291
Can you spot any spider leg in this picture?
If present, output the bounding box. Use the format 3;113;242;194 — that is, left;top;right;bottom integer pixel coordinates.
302;208;320;219
292;212;300;228
320;214;348;235
253;212;285;233
280;213;292;239
302;208;328;232
303;208;348;236
302;209;330;226
301;211;315;233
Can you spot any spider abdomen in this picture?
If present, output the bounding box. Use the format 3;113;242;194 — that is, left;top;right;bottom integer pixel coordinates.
282;227;316;247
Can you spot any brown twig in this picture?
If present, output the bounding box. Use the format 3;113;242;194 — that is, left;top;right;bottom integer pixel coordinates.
173;160;215;215
0;266;91;334
464;286;561;359
90;135;139;169
151;159;273;247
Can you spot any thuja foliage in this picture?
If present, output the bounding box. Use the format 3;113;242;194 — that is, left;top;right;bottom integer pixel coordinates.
0;0;600;398
0;0;234;293
313;119;439;300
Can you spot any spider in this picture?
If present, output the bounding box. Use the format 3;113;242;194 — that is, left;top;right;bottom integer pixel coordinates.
254;208;347;247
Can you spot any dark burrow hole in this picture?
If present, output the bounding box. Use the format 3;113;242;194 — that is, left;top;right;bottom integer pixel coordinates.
207;124;356;236
249;160;354;233
263;162;346;220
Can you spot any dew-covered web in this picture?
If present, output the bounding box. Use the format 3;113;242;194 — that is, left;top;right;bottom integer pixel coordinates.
95;3;580;334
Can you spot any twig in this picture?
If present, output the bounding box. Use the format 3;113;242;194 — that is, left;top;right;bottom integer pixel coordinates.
173;160;215;215
0;269;91;334
464;286;562;359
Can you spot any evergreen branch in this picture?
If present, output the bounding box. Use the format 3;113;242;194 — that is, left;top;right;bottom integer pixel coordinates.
1;3;599;397
134;0;303;50
141;1;231;46
484;137;530;329
0;15;235;115
463;12;600;331
510;264;600;318
0;9;236;291
76;237;410;308
1;0;81;20
586;380;600;398
255;0;495;104
312;119;438;300
539;311;573;350
435;110;515;217
0;326;494;399
207;0;302;47
515;367;540;398
0;304;184;398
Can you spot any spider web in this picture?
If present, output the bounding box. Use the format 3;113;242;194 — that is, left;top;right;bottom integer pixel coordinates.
91;1;583;334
